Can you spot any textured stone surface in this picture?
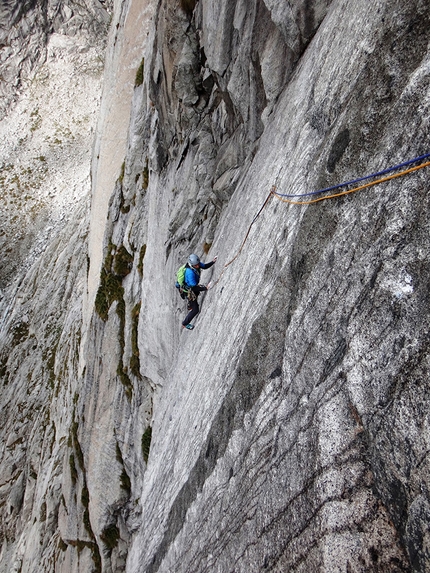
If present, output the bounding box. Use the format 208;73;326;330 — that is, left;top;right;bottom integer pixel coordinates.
85;0;156;324
1;0;430;572
0;0;111;118
0;0;109;289
0;0;110;571
0;202;89;573
124;0;430;571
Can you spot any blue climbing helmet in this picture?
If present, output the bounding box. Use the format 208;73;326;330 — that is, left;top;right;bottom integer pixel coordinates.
188;254;200;267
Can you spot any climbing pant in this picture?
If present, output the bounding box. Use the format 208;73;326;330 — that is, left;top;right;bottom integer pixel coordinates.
183;299;199;326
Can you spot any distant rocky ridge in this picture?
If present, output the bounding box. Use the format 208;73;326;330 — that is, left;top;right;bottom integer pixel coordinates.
0;0;111;119
0;0;111;289
1;0;430;572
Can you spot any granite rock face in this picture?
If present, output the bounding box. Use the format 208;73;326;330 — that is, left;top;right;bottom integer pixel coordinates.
0;0;110;289
0;202;90;573
1;0;430;572
122;0;430;570
0;0;110;571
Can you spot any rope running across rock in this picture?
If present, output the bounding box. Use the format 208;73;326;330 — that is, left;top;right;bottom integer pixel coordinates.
210;153;430;288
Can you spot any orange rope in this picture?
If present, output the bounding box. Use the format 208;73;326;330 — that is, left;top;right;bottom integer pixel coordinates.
272;160;430;205
210;158;430;289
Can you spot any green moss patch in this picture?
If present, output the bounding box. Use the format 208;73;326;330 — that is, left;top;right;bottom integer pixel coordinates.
141;426;152;464
142;158;149;190
130;303;141;379
39;501;47;522
135;58;145;87
100;524;120;550
119;161;125;183
69;453;78;485
117;361;133;400
95;269;123;321
95;242;132;321
116;442;131;495
137;244;146;276
113;245;133;278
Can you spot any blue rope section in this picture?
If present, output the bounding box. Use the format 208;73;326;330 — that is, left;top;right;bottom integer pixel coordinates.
273;152;430;198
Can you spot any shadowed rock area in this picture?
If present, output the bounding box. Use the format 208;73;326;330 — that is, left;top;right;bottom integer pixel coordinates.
1;0;430;572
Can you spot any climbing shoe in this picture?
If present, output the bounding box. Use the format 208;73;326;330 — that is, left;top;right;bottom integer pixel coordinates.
182;324;194;330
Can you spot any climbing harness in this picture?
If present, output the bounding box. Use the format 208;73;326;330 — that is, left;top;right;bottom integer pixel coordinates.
210;152;430;288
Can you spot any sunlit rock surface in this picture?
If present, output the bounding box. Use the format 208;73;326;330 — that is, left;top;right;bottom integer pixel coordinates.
0;0;110;289
1;0;430;572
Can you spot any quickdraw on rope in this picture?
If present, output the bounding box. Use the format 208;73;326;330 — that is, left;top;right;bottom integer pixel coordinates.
210;152;430;288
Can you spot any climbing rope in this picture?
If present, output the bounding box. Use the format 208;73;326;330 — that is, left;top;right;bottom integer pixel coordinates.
273;152;430;200
272;158;430;205
225;188;274;268
210;152;430;288
209;187;273;288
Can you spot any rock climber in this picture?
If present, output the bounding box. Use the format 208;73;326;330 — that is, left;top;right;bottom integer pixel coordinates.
182;253;217;330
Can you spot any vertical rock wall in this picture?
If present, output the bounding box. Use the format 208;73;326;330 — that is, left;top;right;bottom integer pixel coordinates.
1;0;430;572
0;1;110;571
0;204;89;573
117;0;429;571
85;0;155;326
